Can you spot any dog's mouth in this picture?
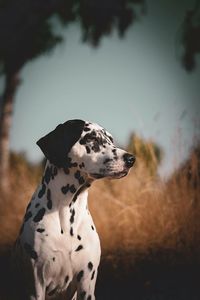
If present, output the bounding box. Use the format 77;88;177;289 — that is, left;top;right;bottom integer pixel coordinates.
90;168;129;180
108;170;129;179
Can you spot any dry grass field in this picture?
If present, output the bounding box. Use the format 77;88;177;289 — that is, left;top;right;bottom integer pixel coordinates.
0;136;200;299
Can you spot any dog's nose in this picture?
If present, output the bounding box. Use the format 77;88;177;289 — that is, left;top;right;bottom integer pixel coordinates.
123;153;135;168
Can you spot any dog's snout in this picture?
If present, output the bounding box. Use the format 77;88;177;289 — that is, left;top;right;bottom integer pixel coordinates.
123;153;135;168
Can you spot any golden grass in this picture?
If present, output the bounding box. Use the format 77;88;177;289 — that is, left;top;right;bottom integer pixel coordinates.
0;143;199;261
89;158;200;257
0;152;42;246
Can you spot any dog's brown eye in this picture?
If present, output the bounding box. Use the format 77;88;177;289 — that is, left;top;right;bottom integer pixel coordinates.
86;137;94;143
85;131;97;142
92;141;100;152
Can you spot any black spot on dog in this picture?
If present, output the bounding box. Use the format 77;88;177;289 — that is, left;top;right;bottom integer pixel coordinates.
48;287;57;297
75;170;81;180
24;211;32;222
70;209;75;224
79;162;85;169
72;182;90;203
63;167;70;175
65;157;78;169
36;228;45;233
91;225;94;231
79;139;85;145
47;189;53;209
24;243;38;260
61;229;63;234
69;184;76;193
77;270;84;282
52;257;55;261
77;235;81;240
107;135;114;143
87;295;91;300
44;166;52;184
61;184;70;195
70;227;74;236
80;291;86;299
35;203;40;208
75;245;83;251
75;170;85;185
88;262;93;271
91;270;95;280
86;146;91;153
38;183;46;198
112;148;118;160
33;208;46;222
79;176;85;184
65;275;69;283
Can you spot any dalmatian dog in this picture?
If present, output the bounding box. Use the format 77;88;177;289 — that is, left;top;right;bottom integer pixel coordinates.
14;119;135;300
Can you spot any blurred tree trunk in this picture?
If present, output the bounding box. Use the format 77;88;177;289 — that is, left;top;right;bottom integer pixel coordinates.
0;72;20;193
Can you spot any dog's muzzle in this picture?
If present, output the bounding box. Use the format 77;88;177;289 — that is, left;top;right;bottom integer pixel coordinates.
90;153;135;180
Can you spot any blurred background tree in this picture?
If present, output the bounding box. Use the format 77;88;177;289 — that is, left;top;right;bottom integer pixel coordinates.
0;0;145;192
181;0;200;71
0;0;199;192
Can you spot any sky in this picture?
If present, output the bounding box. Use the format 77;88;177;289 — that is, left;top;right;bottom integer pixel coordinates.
2;0;200;177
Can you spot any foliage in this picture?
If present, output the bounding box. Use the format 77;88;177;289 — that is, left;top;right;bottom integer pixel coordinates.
181;1;200;71
1;0;199;75
0;0;145;76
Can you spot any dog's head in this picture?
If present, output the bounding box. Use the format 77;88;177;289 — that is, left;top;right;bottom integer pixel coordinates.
37;119;135;179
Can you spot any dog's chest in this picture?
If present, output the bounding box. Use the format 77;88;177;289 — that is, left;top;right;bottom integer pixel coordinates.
23;194;101;286
33;209;101;295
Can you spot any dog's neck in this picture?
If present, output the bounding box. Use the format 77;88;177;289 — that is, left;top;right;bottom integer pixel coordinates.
37;161;93;234
41;161;92;204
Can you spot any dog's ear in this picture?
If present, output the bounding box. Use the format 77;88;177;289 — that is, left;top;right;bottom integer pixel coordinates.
37;119;85;168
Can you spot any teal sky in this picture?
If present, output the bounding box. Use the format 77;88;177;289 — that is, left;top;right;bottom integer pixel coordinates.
5;0;200;177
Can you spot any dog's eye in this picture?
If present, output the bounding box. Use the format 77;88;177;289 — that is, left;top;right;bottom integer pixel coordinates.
85;136;94;143
85;131;97;143
92;141;100;152
80;132;97;145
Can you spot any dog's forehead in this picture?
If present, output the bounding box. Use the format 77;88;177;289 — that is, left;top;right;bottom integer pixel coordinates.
84;122;112;137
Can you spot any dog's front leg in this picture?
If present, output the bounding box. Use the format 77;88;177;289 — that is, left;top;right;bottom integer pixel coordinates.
76;269;97;300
